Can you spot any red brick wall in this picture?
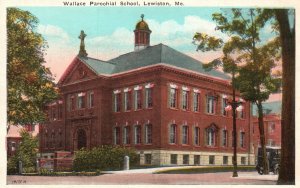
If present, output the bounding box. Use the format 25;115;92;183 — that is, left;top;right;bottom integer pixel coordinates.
40;64;253;156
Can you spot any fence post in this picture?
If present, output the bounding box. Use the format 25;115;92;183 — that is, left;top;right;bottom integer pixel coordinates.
124;156;129;170
18;161;23;174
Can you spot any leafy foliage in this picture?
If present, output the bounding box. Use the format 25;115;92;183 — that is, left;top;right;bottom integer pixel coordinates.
73;145;139;172
7;130;38;174
7;8;58;125
193;8;282;175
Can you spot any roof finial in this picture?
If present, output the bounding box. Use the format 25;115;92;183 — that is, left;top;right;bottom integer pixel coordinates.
78;30;88;57
141;14;144;21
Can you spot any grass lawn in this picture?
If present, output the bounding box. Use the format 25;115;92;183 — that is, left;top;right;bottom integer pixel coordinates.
155;166;256;174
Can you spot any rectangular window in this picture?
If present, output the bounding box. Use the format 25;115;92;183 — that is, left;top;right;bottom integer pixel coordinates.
114;93;121;112
77;93;85;109
58;104;63;120
145;154;152;165
170;88;178;108
134;90;142;110
123;126;130;144
194;127;200;146
222;130;228;147
268;139;275;146
88;91;94;108
240;132;245;148
169;124;177;144
209;155;215;165
222;98;228;116
223;156;228;165
194;155;200;165
182;90;189;110
182;126;189;144
52;106;57;121
145;88;153;108
241;157;246;165
193;92;200;112
183;155;189;165
170;154;177;165
114;127;120;145
71;96;75;111
145;124;152;144
238;104;245;118
135;125;141;144
206;95;216;114
124;91;131;111
268;122;275;133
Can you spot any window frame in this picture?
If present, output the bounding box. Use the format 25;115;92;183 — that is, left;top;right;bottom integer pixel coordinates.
169;124;177;144
170;88;178;108
182;125;189;145
193;92;200;112
194;127;200;146
182;90;189;110
134;125;142;144
145;124;152;144
206;95;216;114
145;87;153;108
222;129;228;147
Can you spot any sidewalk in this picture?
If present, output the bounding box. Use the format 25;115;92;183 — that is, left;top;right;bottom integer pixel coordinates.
104;165;194;174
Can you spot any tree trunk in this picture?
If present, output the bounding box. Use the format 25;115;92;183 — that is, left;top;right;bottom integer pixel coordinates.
275;9;295;185
257;101;269;174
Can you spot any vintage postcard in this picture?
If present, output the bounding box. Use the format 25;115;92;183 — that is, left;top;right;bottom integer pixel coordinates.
1;0;298;186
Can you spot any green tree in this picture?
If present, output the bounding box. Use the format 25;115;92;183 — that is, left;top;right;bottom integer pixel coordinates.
7;130;38;174
193;8;281;175
7;8;58;127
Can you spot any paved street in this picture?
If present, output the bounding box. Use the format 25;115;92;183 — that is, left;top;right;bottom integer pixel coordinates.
7;167;278;185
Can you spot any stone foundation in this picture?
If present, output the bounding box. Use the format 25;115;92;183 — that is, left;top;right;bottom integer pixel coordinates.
139;149;255;166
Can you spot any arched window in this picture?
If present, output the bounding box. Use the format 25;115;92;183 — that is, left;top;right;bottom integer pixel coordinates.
206;124;218;146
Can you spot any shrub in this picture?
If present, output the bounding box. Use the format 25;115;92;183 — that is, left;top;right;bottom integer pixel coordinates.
7;157;18;175
23;166;36;173
7;130;38;174
73;145;139;172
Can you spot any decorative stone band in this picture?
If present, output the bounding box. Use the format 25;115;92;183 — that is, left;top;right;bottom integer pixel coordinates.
78;92;86;97
145;83;155;88
182;86;190;91
113;89;121;94
123;88;132;92
134;85;143;90
193;88;201;93
170;83;178;89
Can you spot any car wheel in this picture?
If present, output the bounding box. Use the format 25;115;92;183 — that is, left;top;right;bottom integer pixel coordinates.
258;167;263;175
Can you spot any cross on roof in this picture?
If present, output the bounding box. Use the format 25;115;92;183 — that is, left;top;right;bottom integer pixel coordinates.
78;30;88;57
141;14;144;20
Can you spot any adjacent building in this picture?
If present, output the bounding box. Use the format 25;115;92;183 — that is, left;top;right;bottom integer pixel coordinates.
40;15;255;166
7;124;39;157
252;100;282;152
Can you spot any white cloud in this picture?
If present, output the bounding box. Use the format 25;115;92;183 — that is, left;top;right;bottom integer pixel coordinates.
37;24;70;41
148;15;228;47
42;16;229;82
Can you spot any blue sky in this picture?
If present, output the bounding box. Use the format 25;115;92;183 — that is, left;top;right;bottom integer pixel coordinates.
19;7;276;82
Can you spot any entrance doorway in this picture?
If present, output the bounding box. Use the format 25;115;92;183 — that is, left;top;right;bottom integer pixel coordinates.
77;129;87;149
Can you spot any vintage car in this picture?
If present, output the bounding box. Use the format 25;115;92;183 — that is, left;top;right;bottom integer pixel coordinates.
256;146;281;175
